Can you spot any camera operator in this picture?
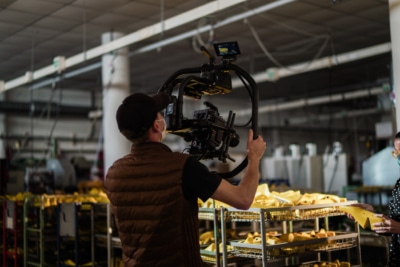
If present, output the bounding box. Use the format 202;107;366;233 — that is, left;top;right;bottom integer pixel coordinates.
104;92;266;267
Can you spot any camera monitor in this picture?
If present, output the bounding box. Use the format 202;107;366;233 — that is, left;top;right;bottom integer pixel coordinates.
213;41;241;58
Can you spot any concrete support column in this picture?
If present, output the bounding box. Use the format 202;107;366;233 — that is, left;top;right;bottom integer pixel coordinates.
389;0;400;132
102;32;130;174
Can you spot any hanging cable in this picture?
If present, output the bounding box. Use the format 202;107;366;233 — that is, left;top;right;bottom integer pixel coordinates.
245;19;330;73
160;0;165;37
82;0;88;61
29;36;36;162
192;17;215;53
47;74;63;147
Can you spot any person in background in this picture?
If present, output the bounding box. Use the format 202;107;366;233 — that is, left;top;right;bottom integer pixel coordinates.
351;131;400;267
104;92;266;267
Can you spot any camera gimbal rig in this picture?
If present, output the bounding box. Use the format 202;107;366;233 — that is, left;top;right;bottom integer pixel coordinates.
157;42;259;179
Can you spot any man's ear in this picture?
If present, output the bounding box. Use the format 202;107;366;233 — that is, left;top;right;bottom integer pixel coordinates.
152;119;161;133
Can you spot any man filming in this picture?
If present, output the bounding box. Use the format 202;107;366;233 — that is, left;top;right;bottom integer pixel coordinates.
104;92;266;267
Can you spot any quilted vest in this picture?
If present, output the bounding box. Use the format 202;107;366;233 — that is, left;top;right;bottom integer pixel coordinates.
105;142;202;267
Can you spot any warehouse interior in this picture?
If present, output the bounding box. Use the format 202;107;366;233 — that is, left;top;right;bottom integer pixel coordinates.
0;0;397;266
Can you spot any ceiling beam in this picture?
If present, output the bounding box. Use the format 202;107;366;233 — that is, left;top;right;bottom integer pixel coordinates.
223;86;388;118
232;42;392;86
1;0;251;92
1;0;298;93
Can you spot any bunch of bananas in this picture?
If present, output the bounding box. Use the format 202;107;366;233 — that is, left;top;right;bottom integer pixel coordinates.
252;184;346;208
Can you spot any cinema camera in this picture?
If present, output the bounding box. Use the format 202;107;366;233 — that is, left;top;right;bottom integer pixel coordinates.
158;42;259;178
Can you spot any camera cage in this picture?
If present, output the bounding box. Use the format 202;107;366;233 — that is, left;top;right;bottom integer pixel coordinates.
157;42;259;179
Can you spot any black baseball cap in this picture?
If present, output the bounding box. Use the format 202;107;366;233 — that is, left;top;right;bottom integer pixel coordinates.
116;92;171;139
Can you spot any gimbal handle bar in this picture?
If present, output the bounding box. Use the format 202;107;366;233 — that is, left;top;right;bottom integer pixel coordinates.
157;60;259;179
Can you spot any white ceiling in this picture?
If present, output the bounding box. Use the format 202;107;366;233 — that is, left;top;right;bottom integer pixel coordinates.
0;0;392;121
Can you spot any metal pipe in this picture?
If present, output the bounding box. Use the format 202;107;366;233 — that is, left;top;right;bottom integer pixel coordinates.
226;86;387;118
0;101;92;118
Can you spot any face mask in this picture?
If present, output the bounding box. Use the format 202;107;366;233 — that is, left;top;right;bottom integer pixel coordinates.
157;119;167;141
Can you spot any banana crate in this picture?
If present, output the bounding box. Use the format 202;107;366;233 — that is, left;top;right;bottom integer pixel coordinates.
200;243;241;264
226;201;357;222
313;232;358;252
198;207;230;221
229;231;358;260
230;237;326;260
24;195;63;230
299;260;351;267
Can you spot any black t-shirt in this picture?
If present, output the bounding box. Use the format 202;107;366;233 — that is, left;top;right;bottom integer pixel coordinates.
182;156;222;202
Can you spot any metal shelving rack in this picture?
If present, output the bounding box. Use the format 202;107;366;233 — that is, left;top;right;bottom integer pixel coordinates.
198;206;254;267
91;203;111;267
2;199;23;267
0;197;5;264
198;207;225;267
91;202;125;267
23;195;59;267
57;202;93;267
107;207;124;267
222;201;362;267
